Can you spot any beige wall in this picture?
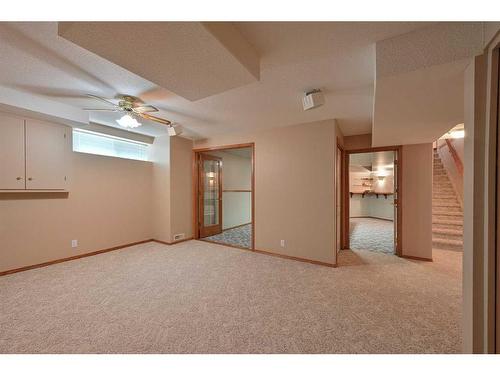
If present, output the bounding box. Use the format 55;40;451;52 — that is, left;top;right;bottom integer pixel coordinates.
151;135;171;242
0;152;153;273
344;134;371;150
401;143;433;260
195;119;338;265
151;135;193;243
170;136;193;240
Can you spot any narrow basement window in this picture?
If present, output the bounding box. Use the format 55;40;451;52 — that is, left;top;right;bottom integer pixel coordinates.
72;128;149;161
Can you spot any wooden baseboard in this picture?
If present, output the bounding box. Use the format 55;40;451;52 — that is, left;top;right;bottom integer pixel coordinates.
1;235;333;277
198;239;336;268
152;237;193;245
400;254;433;262
253;248;337;268
0;239;154;277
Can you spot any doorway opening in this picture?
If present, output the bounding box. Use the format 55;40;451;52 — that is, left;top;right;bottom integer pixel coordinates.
343;147;402;255
193;143;254;250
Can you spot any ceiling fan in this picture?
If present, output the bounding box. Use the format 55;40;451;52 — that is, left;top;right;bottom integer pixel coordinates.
84;94;180;135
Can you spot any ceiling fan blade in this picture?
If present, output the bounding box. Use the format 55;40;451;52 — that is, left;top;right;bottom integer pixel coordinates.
132;105;159;113
116;94;143;104
83;108;120;112
139;113;172;126
86;94;119;108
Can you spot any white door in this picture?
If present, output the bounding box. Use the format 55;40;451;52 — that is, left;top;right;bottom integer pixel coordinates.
0;114;25;189
25;119;69;190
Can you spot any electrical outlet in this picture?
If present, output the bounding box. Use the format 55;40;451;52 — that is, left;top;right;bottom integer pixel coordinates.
71;239;78;248
280;239;285;248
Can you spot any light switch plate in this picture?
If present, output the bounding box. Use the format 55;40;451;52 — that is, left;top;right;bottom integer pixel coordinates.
71;239;78;248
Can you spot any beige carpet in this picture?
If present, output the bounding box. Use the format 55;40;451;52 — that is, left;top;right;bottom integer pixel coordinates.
0;241;462;353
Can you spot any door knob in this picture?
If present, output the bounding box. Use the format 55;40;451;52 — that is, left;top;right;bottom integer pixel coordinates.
16;177;22;180
28;177;33;181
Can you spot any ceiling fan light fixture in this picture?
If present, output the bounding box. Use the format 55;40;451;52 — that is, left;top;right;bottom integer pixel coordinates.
116;114;141;128
167;124;182;137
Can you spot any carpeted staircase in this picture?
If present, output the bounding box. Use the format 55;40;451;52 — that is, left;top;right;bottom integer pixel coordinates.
432;149;463;251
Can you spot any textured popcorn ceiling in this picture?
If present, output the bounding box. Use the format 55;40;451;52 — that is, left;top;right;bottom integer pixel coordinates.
372;22;484;147
376;22;484;78
0;21;433;138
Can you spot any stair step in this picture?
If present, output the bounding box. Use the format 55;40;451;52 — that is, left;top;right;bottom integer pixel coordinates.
432;238;463;251
432;203;460;209
433;210;463;216
433;187;455;192
433;217;463;224
433;227;462;236
433;198;459;204
433;214;463;221
433;223;463;230
433;198;458;202
433;190;455;194
432;228;463;241
434;187;454;191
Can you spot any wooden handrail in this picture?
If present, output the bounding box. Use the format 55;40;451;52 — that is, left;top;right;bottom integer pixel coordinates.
445;139;463;177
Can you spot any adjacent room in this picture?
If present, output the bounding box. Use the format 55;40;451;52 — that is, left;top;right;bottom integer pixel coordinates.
196;146;253;249
348;151;396;254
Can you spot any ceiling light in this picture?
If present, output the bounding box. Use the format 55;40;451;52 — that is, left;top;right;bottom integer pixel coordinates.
451;129;465;139
116;114;141;128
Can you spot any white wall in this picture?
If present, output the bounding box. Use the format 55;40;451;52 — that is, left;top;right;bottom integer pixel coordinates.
349;161;394;221
223;192;251;229
350;194;394;220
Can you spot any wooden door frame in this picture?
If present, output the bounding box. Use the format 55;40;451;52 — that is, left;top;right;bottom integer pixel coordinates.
342;145;403;256
492;42;500;354
198;153;223;237
336;141;345;254
192;143;255;250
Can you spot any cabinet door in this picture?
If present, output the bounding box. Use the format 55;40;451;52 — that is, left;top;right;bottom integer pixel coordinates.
0;114;25;189
25;120;69;190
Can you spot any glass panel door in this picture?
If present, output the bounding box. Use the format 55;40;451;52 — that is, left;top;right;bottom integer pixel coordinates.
199;154;223;237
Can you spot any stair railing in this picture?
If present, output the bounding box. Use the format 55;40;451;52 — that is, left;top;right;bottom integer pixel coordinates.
444;139;463;177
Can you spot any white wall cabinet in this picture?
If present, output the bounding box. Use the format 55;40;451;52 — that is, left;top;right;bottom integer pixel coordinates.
0;114;25;189
0;113;70;191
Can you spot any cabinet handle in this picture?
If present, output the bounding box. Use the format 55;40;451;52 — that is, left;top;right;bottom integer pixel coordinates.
16;177;22;180
28;177;33;181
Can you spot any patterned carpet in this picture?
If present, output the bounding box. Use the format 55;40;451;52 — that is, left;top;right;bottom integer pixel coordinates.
0;241;462;353
349;217;394;254
204;223;252;248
